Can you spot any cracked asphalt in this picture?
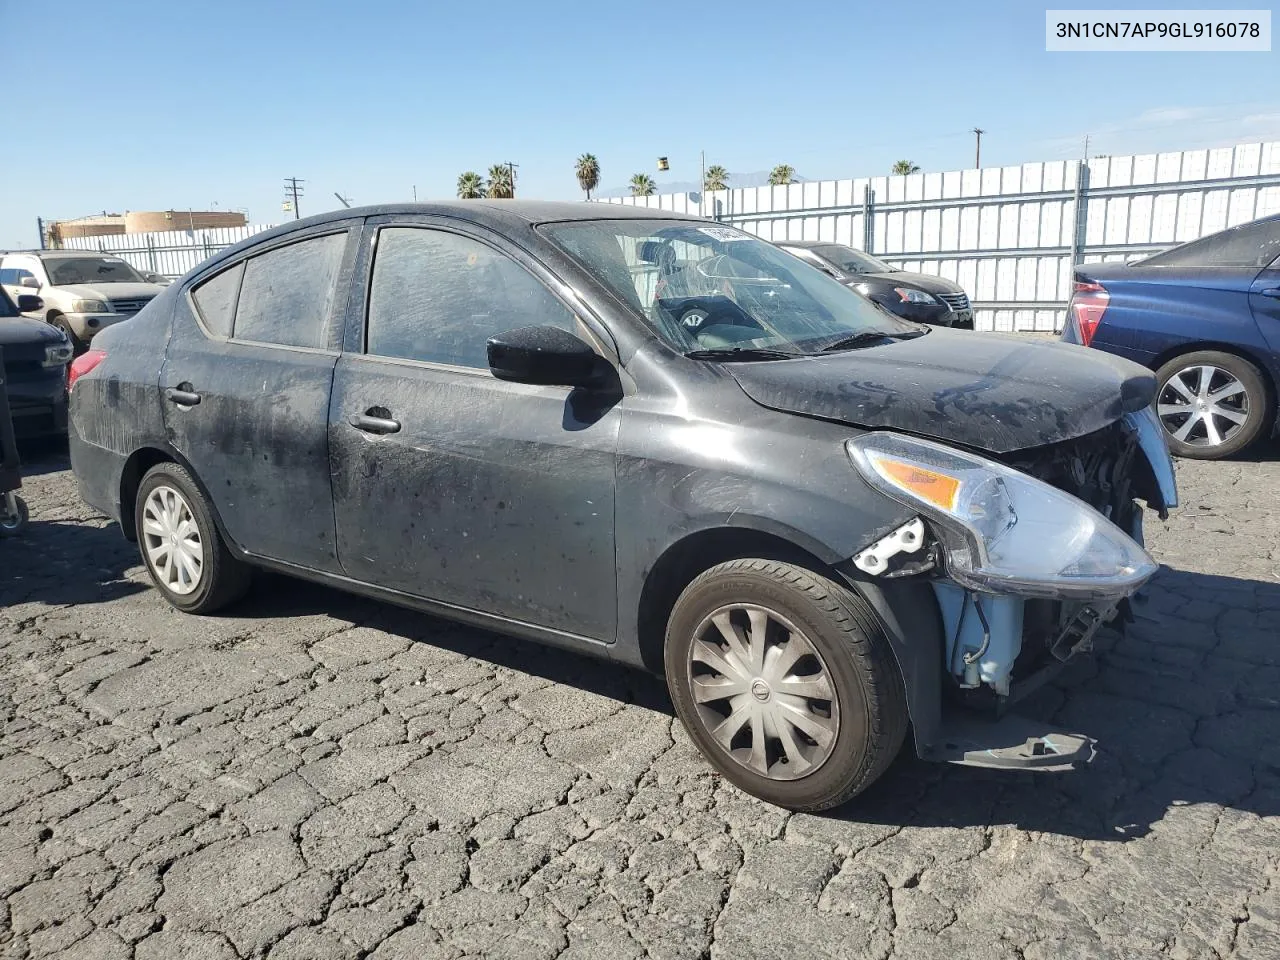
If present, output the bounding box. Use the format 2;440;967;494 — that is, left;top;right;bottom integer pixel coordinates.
2;440;1279;960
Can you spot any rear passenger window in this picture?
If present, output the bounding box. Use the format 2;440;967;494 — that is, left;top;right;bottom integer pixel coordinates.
234;233;347;349
190;262;243;338
367;227;577;368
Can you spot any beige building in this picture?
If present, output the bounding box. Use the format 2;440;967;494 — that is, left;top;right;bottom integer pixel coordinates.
47;210;247;246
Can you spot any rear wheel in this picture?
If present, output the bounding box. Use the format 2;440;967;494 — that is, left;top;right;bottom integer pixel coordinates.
1155;351;1270;459
135;462;251;613
665;559;908;811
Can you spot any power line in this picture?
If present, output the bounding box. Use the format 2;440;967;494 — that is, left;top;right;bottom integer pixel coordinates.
283;178;305;219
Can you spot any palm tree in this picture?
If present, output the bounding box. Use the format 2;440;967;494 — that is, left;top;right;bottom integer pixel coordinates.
487;164;515;199
456;171;485;199
768;164;796;186
704;165;729;192
892;160;921;175
629;173;656;197
575;154;601;200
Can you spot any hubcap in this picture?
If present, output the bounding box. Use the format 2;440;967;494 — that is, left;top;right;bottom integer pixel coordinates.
141;485;204;596
687;604;840;781
1157;364;1250;447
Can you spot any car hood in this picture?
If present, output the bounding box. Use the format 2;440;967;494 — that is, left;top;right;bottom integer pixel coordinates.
51;282;165;301
726;329;1157;454
850;271;965;294
0;316;64;346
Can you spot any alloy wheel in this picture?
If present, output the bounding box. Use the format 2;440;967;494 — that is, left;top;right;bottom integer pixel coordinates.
687;603;840;781
141;485;204;595
1157;364;1250;448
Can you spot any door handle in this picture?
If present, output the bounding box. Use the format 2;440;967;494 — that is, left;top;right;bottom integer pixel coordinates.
1260;288;1280;299
164;386;201;406
349;411;401;435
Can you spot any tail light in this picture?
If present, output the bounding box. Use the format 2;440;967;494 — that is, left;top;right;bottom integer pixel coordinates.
68;349;107;391
1069;279;1110;347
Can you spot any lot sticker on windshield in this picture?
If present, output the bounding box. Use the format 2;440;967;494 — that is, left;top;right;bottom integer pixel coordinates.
697;227;748;242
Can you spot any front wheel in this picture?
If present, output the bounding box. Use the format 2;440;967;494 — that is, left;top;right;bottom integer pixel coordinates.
665;559;908;811
1155;351;1271;459
135;462;251;613
49;314;87;355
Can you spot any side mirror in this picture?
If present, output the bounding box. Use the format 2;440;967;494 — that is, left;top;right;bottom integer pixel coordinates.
16;295;42;312
487;325;606;387
19;276;39;289
144;272;162;283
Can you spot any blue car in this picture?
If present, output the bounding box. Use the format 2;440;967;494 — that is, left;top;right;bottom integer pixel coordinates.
1062;214;1280;459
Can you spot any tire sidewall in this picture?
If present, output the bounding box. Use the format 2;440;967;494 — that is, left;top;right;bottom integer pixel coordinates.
135;464;221;612
1156;351;1269;459
665;566;879;809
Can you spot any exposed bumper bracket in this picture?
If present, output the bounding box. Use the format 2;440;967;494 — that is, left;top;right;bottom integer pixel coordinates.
921;708;1096;772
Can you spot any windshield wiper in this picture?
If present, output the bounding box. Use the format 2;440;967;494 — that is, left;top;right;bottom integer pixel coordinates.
684;347;802;361
820;329;927;352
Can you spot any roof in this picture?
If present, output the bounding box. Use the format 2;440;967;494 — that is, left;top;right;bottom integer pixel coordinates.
282;200;705;232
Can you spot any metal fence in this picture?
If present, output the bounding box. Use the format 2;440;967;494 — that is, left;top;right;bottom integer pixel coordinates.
58;224;275;279
601;140;1280;332
53;140;1280;333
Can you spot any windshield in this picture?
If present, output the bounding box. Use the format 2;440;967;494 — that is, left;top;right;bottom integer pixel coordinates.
44;256;145;285
810;244;895;275
0;287;18;318
541;221;916;355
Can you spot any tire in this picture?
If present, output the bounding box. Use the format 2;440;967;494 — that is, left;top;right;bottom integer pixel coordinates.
665;559;908;811
1154;350;1271;460
49;314;86;355
135;462;251;613
0;495;29;537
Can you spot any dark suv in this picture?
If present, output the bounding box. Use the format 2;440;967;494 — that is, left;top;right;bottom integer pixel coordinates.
68;202;1175;810
0;286;72;437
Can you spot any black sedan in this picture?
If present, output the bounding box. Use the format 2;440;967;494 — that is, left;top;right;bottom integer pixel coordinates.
0;287;72;438
778;240;974;328
68;202;1174;810
1062;214;1280;459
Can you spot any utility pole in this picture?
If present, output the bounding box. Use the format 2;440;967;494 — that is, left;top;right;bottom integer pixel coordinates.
505;162;519;197
36;217;45;250
1083;134;1091;161
333;192;352;209
283;177;305;219
412;185;418;202
972;128;985;169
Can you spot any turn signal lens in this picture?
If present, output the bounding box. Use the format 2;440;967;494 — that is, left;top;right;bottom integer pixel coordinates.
874;458;961;511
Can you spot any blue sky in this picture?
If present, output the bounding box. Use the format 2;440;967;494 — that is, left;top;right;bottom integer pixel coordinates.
3;0;1277;247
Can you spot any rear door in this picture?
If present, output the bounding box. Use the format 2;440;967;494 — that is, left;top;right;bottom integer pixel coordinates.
328;216;621;641
160;221;360;571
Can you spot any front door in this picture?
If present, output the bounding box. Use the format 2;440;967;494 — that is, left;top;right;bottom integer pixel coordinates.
329;221;621;641
159;223;359;571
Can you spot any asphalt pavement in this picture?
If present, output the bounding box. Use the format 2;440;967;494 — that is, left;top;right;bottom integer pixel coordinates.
1;440;1278;959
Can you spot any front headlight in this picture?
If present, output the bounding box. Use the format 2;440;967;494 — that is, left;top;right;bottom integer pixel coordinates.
847;432;1157;599
893;287;938;304
43;342;73;367
71;299;110;313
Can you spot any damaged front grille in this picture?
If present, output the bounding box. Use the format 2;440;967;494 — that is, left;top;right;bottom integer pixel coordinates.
1001;420;1143;535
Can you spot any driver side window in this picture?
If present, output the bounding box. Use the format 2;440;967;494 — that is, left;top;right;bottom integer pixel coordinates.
366;227;579;369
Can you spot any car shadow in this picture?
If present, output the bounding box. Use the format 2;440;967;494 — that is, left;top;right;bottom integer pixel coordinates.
223;565;1278;844
0;518;148;606
226;573;675;715
14;436;70;478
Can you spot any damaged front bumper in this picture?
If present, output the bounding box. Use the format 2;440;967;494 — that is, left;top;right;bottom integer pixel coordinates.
848;407;1177;773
